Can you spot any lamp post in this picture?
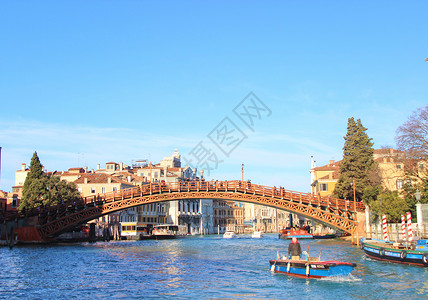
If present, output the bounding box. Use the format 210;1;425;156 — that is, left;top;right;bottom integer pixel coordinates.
415;189;423;237
415;189;421;203
351;179;356;212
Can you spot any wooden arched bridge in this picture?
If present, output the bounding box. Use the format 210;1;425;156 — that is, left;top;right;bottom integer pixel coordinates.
19;180;365;240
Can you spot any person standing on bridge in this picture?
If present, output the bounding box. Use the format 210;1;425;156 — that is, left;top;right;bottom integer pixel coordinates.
288;237;302;260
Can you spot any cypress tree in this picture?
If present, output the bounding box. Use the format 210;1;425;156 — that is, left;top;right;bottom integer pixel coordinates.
19;152;81;211
333;118;377;202
20;151;47;210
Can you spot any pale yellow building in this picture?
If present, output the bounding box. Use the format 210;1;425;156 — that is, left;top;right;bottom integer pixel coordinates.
310;159;340;196
310;148;424;196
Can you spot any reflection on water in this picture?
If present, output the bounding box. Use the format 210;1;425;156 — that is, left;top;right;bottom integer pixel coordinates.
0;235;427;299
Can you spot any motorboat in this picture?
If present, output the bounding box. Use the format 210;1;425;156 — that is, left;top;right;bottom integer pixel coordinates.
223;231;237;239
279;228;313;239
252;231;264;238
151;224;187;240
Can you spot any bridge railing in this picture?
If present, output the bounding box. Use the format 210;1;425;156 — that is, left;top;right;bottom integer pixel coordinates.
6;179;364;223
80;180;364;213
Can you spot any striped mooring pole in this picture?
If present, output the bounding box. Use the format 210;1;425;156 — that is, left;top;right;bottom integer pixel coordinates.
407;212;413;242
401;215;406;241
382;214;388;241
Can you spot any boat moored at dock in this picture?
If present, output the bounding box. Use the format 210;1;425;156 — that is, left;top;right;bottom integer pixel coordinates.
360;237;428;267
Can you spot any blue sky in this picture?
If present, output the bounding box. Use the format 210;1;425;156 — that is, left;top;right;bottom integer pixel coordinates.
0;1;427;193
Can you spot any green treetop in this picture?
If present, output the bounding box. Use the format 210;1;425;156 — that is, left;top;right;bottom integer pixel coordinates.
19;152;80;211
20;152;47;210
333;118;379;202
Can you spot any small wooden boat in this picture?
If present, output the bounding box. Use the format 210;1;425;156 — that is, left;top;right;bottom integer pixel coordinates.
279;228;313;239
269;257;356;278
360;237;428;267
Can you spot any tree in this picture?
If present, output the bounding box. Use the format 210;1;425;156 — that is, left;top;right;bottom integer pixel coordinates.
370;190;409;223
333;118;380;202
395;106;428;178
19;152;81;210
395;106;428;216
19;152;47;210
396;106;428;160
45;175;81;206
400;179;428;219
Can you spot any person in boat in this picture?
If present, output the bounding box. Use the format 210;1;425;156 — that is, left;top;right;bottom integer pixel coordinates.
288;237;302;260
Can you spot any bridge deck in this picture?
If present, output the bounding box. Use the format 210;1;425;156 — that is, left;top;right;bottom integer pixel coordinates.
3;180;365;239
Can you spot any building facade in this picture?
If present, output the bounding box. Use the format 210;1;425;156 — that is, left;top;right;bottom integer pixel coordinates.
309;148;425;196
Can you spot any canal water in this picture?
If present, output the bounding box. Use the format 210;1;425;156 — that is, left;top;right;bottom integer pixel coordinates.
1;234;427;299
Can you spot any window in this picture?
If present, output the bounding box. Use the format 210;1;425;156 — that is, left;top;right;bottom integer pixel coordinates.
320;183;328;191
396;164;402;170
112;187;117;192
90;187;96;193
420;163;425;170
101;187;106;194
396;180;404;190
12;198;17;208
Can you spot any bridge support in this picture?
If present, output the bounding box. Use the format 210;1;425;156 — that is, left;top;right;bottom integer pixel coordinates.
352;211;366;245
89;223;96;243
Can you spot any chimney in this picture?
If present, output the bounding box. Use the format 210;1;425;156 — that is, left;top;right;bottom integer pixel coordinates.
84;177;88;184
96;163;100;170
127;175;131;182
84;166;88;173
21;163;26;171
108;177;112;184
329;160;335;165
120;162;123;172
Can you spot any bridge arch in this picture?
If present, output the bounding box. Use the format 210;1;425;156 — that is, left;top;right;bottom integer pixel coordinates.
35;181;364;239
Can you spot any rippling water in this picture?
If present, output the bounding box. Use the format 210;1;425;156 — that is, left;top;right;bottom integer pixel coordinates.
1;234;427;299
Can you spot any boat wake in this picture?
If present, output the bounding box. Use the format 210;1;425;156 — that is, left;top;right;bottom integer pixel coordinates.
319;274;361;282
